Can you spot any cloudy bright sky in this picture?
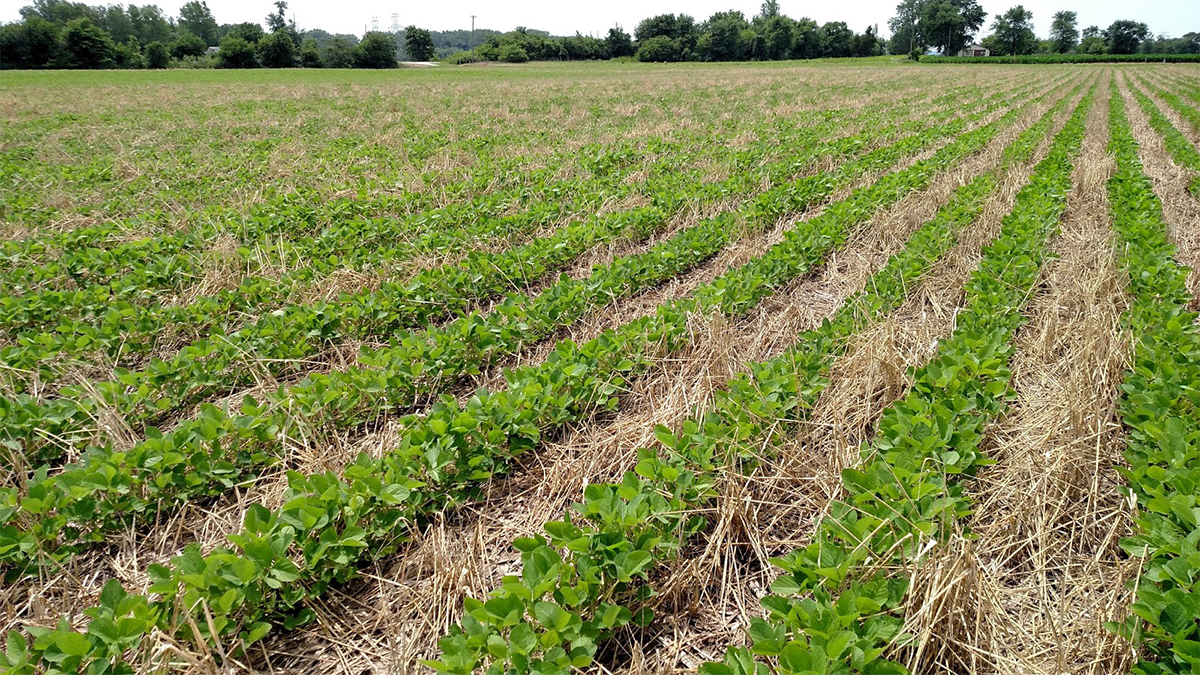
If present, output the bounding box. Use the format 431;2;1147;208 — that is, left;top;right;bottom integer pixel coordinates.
4;0;1198;40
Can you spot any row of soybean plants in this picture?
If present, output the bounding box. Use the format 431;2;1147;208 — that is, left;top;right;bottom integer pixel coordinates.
0;84;959;383
0;76;1058;584
1127;73;1200;196
0;95;527;234
692;84;1093;675
1104;81;1200;675
1152;72;1200;132
0;78;1071;675
0;134;600;296
423;82;1090;675
0;137;694;363
0;76;1033;471
0;102;822;338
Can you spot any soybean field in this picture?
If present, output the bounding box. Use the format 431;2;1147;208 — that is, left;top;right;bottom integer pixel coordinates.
2;61;1200;675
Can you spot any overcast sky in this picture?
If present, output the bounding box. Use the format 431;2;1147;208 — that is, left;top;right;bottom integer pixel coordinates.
4;0;1197;40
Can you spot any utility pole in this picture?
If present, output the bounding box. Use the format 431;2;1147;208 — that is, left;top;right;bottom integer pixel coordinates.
470;14;477;51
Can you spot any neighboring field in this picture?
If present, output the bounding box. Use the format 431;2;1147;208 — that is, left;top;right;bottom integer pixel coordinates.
1;61;1199;675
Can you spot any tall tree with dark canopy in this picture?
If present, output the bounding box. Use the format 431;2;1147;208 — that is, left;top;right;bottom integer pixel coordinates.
1105;19;1150;54
266;0;299;45
605;26;634;57
225;22;264;43
888;0;926;55
703;10;749;61
217;36;257;67
169;31;206;59
144;40;168;67
128;5;172;45
178;1;218;45
991;5;1036;56
791;17;823;59
405;26;435;61
257;29;296;66
355;31;397;68
921;0;986;55
0;16;61;68
821;21;854;57
1049;10;1078;53
60;17;113;68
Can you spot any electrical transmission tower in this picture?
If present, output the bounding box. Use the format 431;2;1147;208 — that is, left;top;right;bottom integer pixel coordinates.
389;13;400;32
370;15;379;31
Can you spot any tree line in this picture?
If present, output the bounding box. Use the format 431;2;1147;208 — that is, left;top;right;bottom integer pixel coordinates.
2;0;1195;70
887;0;1198;58
0;0;432;68
465;3;886;64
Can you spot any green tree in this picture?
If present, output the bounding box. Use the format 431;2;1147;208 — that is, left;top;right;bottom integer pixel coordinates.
634;14;699;58
257;29;295;66
703;10;749;61
1079;25;1106;54
1049;10;1078;53
1104;19;1149;54
170;31;206;59
103;5;134;43
265;0;289;33
821;21;854;57
759;0;781;19
888;0;927;55
114;35;144;67
298;37;321;66
498;43;529;62
354;31;397;68
144;40;169;67
217;36;257;67
636;35;679;61
791;17;823;59
20;0;101;26
322;35;355;66
224;22;264;43
605;26;634;57
405;25;435;61
265;0;299;46
991;5;1036;56
128;5;172;44
756;15;795;60
0;16;61;68
178;1;218;46
60;17;114;68
851;25;883;57
921;0;986;55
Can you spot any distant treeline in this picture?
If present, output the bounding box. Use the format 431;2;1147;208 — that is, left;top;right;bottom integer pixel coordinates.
2;0;1196;70
1;0;886;69
458;8;886;64
924;53;1200;64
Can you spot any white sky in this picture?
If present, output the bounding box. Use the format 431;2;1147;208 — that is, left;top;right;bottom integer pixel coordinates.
3;0;1197;40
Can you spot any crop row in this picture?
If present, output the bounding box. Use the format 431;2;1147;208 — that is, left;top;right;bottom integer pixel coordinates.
0;140;684;334
1104;81;1200;675
0;77;1045;472
1148;75;1200;133
696;85;1092;675
0;145;610;294
0;87;958;386
425;82;1084;675
0;75;1062;582
1127;74;1200;198
0;76;1068;675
